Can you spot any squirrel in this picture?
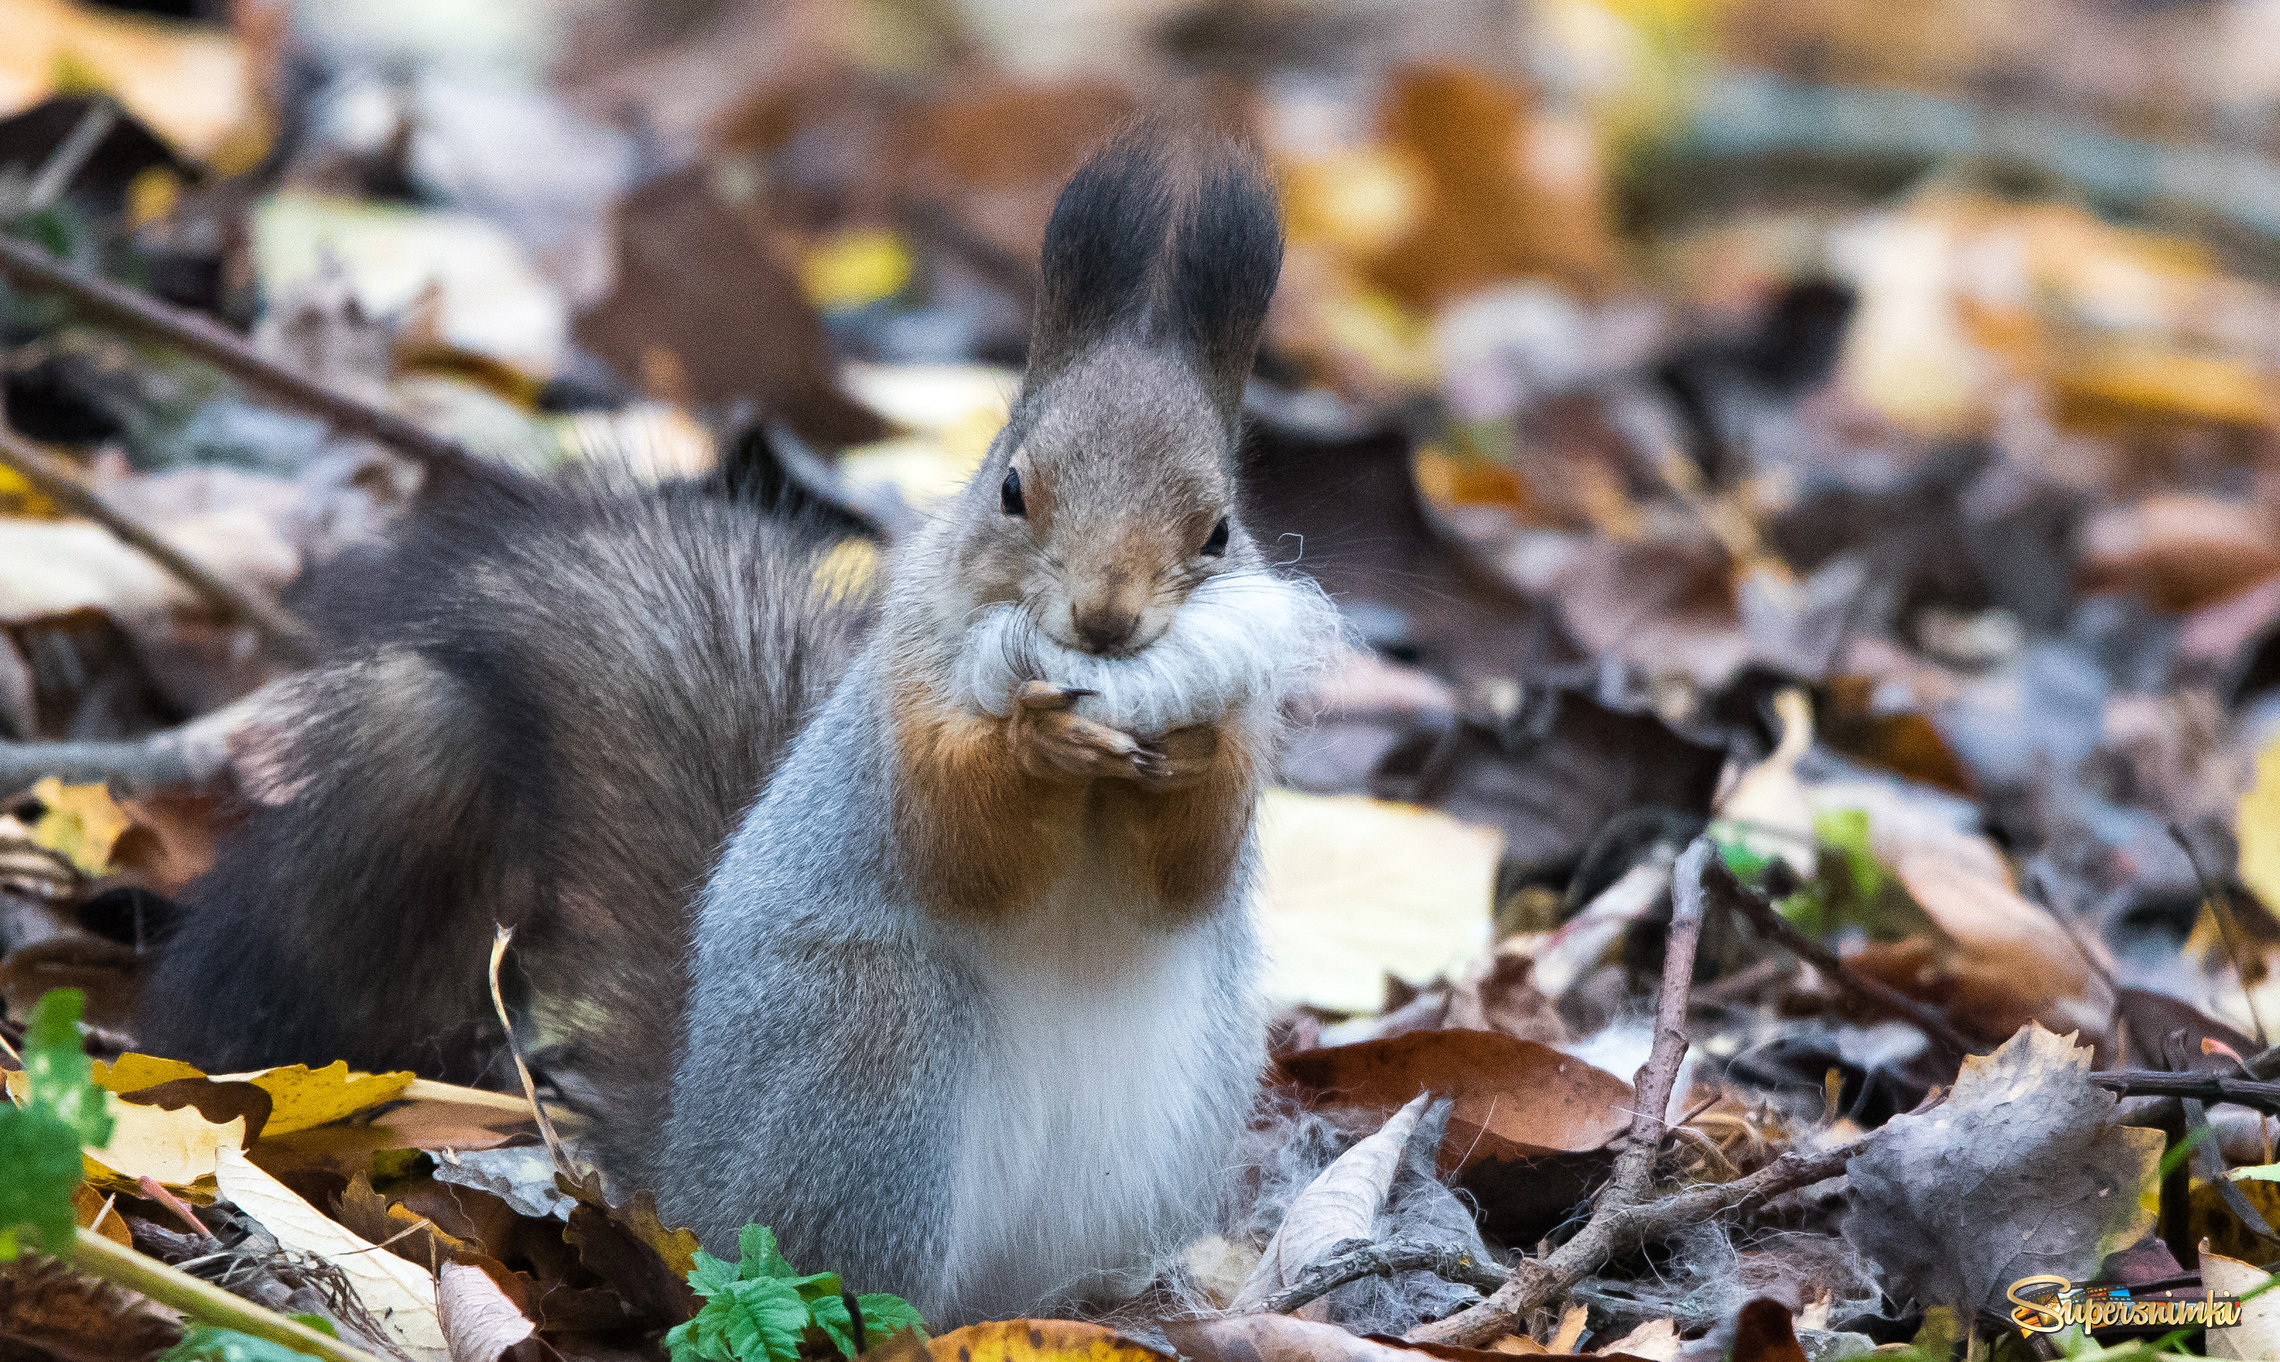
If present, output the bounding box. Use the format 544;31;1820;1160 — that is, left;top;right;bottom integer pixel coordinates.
135;126;1343;1323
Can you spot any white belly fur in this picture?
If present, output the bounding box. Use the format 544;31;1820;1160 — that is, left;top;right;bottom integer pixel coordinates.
940;876;1247;1318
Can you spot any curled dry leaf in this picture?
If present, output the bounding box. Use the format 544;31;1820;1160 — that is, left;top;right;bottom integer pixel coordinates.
1886;849;2114;1040
1234;1093;1433;1311
437;1261;537;1362
213;1145;448;1357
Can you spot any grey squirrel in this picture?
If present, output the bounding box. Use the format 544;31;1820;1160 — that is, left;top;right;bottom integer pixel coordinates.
136;126;1343;1322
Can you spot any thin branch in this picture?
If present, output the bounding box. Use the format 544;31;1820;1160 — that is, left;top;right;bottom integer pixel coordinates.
0;232;469;475
2092;1069;2280;1114
487;925;569;1173
0;428;316;662
1410;837;1714;1348
1261;1236;1510;1315
1701;855;1979;1059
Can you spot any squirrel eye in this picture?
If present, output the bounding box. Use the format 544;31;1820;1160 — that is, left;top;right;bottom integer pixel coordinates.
1201;517;1230;557
1000;468;1026;517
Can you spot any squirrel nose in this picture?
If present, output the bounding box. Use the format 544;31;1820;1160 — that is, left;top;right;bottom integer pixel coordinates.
1072;603;1141;655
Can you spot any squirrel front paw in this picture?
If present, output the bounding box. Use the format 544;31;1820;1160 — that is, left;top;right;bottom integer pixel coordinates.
1009;683;1222;790
1010;681;1156;784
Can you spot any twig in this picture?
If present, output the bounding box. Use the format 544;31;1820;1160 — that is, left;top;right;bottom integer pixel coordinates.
1261;1236;1510;1315
2170;825;2269;1049
1701;855;1979;1059
68;1226;385;1362
487;925;568;1173
1409;837;1715;1348
0;427;316;662
0;232;469;475
0;680;281;794
19;99;118;216
2092;1069;2280;1114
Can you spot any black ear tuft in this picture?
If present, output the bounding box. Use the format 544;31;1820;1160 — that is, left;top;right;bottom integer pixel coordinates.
1169;141;1283;411
1030;128;1178;383
1026;124;1284;414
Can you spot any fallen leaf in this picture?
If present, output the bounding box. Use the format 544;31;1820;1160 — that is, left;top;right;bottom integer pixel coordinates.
1594;1318;1679;1360
437;1260;537;1362
1281;1031;1633;1166
1888;848;2114;1039
1235;1094;1433;1311
2241;731;2280;920
83;1094;243;1196
1726;1300;1807;1362
1842;1025;2163;1313
23;778;130;877
1166;1315;1407;1362
1257;791;1500;1014
214;1144;448;1356
2200;1243;2280;1361
925;1320;1174;1362
218;1061;417;1136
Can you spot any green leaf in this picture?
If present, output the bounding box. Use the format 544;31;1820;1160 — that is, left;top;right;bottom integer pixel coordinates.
807;1292;859;1358
0;989;110;1259
716;1278;810;1362
791;1270;843;1302
689;1249;743;1299
159;1324;322;1362
855;1292;926;1345
736;1224;796;1281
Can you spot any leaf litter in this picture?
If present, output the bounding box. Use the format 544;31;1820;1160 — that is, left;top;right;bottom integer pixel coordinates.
12;0;2280;1360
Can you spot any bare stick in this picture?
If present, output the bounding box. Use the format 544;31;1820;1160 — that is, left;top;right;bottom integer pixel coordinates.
2092;1069;2280;1114
1700;855;1979;1059
1262;1236;1511;1315
1411;837;1714;1347
0;233;468;475
70;1227;385;1362
0;428;316;662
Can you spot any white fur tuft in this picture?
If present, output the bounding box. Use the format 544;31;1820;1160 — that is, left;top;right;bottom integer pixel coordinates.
952;569;1346;734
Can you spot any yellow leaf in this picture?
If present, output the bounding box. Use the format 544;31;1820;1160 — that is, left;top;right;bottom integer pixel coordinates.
93;1054;205;1093
1255;790;1499;1013
97;1053;417;1137
217;1061;417;1136
84;1097;243;1195
799;229;915;311
2239;733;2280;918
27;777;131;877
923;1320;1172;1362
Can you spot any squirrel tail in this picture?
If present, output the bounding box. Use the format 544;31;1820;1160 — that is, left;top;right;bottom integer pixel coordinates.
136;469;863;1164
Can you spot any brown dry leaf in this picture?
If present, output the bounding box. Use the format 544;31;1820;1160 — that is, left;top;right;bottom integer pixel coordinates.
923;1320;1174;1362
215;1145;447;1355
0;1252;183;1362
1727;1300;1808;1362
1280;1031;1633;1166
1888;848;2114;1040
2077;494;2280;613
437;1261;537;1362
558;1172;700;1328
1165;1315;1406;1362
70;1183;130;1248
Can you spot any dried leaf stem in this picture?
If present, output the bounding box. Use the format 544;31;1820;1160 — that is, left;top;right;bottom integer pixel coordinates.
1701;855;1979;1059
0;427;316;661
487;925;569;1173
0;232;469;474
1410;837;1715;1348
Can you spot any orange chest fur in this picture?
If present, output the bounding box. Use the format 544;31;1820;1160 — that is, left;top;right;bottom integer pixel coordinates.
889;687;1259;921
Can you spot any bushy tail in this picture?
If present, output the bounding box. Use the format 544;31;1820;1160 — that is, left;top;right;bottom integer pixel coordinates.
137;470;864;1163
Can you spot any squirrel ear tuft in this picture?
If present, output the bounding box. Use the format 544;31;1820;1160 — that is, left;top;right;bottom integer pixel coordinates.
1168;140;1282;412
1028;123;1283;414
1030;127;1178;384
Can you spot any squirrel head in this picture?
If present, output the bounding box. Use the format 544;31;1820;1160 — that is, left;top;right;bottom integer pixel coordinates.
940;124;1284;659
